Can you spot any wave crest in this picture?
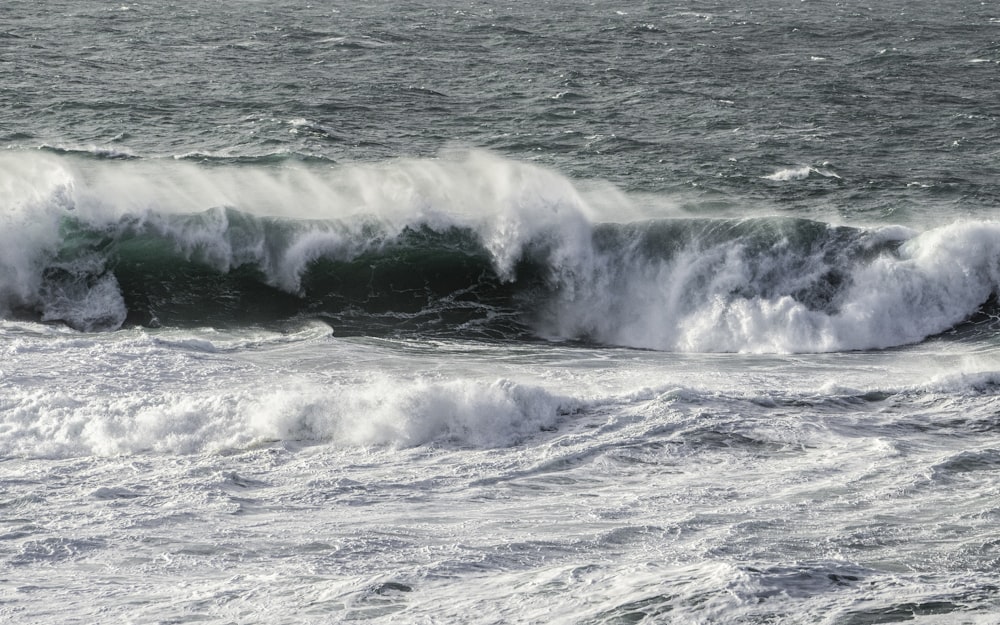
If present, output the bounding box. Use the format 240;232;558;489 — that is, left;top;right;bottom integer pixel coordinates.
3;150;1000;352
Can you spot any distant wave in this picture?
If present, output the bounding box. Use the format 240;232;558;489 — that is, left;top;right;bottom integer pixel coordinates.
3;149;1000;352
763;164;842;181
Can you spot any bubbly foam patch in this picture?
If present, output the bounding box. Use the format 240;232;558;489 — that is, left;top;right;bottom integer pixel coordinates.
0;377;576;458
252;378;575;448
542;221;1000;353
0;153;70;314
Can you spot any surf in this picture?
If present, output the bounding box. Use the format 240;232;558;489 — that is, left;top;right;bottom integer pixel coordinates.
4;149;1000;353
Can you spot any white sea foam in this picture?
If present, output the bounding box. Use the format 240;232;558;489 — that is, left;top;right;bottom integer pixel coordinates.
542;221;1000;353
0;153;73;313
38;270;127;332
763;165;841;181
917;369;1000;394
252;378;575;449
0;373;576;458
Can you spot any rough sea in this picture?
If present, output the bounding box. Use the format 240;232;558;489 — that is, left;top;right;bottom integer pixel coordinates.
3;1;1000;623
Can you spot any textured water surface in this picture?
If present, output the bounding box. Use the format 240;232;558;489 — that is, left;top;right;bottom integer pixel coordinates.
3;1;1000;623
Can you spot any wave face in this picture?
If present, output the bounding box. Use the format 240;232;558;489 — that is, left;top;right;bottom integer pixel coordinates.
3;150;1000;352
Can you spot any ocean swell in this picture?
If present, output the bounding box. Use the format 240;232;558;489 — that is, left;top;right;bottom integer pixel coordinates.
3;150;1000;353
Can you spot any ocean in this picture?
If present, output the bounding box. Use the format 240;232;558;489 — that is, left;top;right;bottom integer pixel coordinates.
3;1;1000;622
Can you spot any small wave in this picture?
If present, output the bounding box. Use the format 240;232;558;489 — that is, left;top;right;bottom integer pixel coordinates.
255;378;576;448
144;321;333;353
171;150;336;165
0;376;577;458
917;370;1000;395
36;144;139;160
315;35;391;48
763;165;842;181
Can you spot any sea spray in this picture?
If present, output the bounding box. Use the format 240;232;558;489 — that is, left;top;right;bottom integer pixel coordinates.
5;151;1000;353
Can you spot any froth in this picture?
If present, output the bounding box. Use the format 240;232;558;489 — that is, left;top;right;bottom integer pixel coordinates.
252;378;574;448
0;376;575;458
541;220;1000;353
0;153;72;313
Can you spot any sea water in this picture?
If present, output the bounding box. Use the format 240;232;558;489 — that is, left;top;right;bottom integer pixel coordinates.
3;1;1000;623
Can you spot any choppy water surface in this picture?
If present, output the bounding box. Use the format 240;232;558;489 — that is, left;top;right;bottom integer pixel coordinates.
3;0;1000;623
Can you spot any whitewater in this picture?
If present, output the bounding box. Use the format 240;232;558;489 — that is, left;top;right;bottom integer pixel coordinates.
5;0;1000;623
5;150;1000;353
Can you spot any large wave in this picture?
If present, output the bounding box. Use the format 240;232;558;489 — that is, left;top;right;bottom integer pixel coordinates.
2;149;999;352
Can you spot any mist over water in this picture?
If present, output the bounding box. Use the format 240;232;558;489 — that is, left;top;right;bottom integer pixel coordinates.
5;1;1000;623
5;150;1000;354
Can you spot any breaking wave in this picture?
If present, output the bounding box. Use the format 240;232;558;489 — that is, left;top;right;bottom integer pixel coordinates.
3;149;1000;353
